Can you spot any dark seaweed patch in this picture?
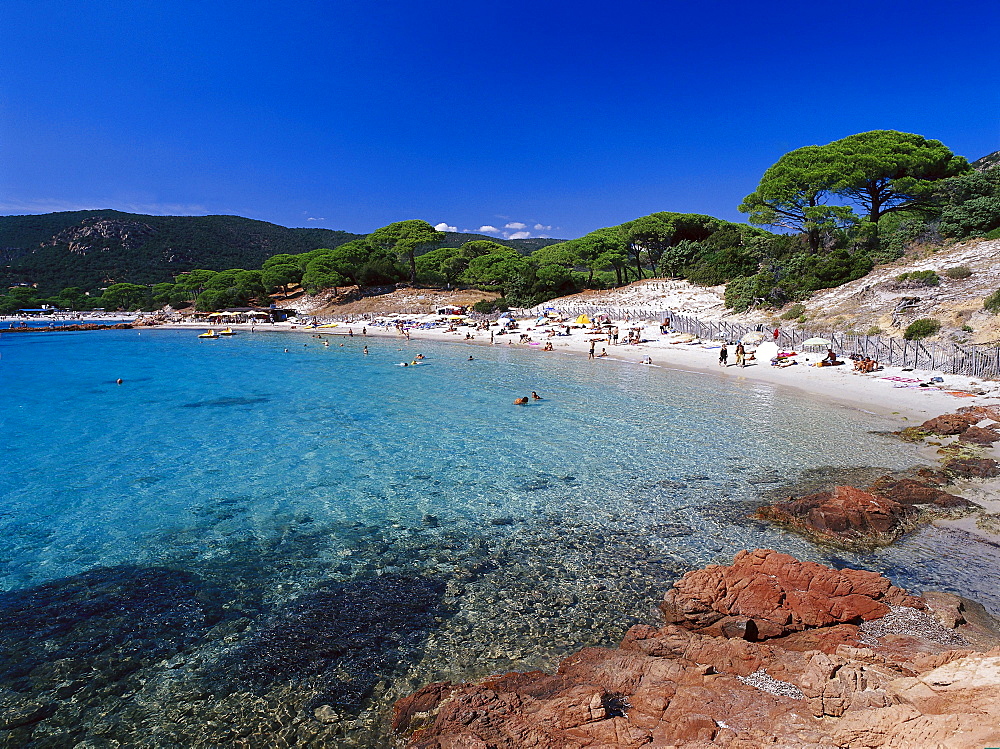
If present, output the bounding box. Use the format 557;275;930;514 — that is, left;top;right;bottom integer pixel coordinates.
181;396;271;408
210;574;446;711
0;566;225;684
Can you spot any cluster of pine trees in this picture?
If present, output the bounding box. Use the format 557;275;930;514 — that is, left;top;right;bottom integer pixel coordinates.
4;130;998;315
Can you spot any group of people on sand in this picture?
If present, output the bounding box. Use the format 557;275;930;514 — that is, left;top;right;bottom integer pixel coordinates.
718;342;753;368
851;354;881;373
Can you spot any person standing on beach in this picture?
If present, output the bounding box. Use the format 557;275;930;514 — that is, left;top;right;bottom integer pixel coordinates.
363;327;367;336
735;342;745;368
719;345;728;366
589;341;595;360
773;327;780;342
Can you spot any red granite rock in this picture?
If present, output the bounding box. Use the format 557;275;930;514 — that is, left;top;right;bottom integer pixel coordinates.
756;485;917;549
872;477;967;507
958;424;1000;445
392;552;1000;749
659;550;920;637
919;412;979;435
944;457;1000;479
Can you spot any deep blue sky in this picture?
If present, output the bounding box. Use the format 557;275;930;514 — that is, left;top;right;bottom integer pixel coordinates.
2;0;998;240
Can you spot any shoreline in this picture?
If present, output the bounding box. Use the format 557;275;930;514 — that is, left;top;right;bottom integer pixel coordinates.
155;318;1000;425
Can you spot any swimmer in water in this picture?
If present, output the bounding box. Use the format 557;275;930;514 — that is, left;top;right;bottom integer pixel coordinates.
363;346;369;355
468;355;474;360
531;391;541;399
116;378;123;385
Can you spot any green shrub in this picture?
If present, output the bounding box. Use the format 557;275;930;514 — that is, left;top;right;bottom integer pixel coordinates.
985;289;1000;314
903;318;941;340
472;297;509;314
866;326;882;336
961;324;974;333
781;303;805;320
987;228;1000;240
896;270;940;286
944;266;972;279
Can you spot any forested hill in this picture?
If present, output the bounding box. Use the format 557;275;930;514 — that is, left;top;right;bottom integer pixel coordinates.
0;211;363;293
437;232;562;254
973;150;1000;171
0;211;564;293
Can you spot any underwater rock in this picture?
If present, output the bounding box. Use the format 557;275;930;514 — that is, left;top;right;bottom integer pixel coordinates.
756;485;917;549
871;477;968;508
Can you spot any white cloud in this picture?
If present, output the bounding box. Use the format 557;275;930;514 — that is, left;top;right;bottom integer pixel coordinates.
534;223;552;231
504;222;527;230
306;217;326;222
507;231;531;240
479;225;500;233
434;222;457;232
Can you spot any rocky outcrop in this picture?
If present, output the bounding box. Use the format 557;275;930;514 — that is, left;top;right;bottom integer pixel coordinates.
944;456;1000;479
755;485;917;549
1;323;134;333
916;408;1000;444
919;412;980;435
392;551;1000;748
658;550;921;638
44;218;155;255
871;477;969;508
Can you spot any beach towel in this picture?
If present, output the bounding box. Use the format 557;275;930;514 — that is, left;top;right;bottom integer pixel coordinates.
945;390;979;398
881;376;922;383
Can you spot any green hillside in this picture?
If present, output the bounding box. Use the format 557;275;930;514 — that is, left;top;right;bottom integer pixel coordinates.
0;211;362;293
0;212;564;294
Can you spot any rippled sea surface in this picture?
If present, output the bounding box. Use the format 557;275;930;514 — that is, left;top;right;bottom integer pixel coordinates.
1;328;998;746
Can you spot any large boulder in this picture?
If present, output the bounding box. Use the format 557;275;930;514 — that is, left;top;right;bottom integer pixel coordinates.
658;549;921;638
756;485;917;549
919;412;980;435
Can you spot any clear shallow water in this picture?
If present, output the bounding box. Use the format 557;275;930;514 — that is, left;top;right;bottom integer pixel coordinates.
1;328;998;746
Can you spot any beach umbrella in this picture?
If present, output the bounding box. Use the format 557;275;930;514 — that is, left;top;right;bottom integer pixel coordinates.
802;337;831;346
575;314;590;324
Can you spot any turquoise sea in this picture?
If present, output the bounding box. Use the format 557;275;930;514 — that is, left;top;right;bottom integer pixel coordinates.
1;328;998;746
